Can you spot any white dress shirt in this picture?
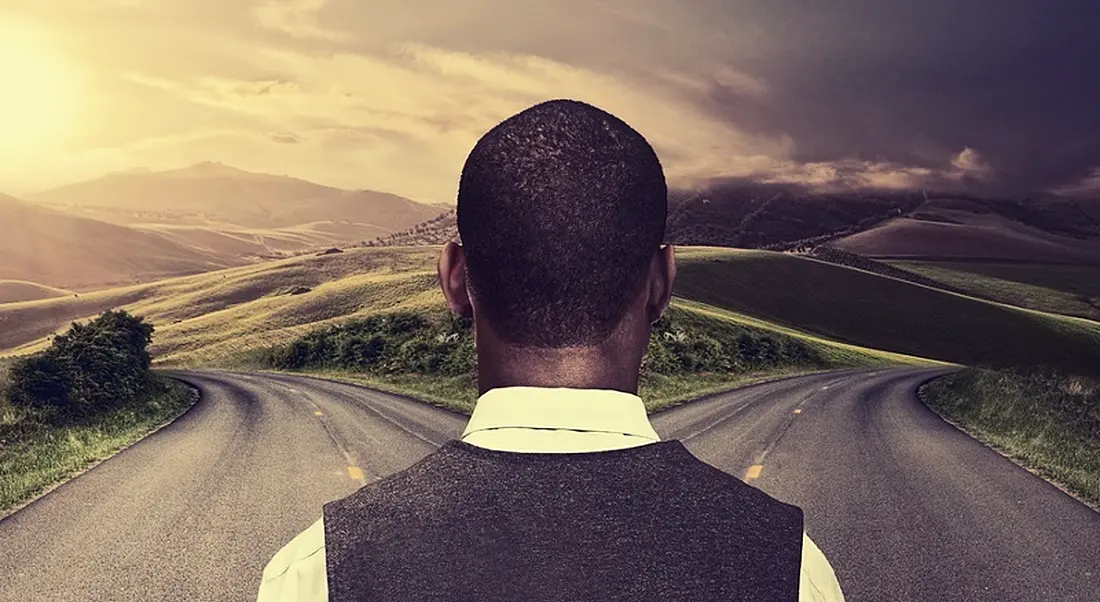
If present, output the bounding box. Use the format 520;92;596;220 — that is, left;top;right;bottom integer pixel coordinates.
257;387;846;602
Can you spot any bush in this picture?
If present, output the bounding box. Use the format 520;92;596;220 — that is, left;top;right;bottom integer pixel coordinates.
7;310;155;422
266;307;825;381
264;311;475;377
8;353;72;411
642;309;821;375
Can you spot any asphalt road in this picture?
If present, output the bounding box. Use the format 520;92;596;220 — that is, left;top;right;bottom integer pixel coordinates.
0;367;1097;601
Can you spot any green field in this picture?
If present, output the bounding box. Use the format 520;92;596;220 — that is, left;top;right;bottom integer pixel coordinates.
889;261;1100;322
674;248;1100;376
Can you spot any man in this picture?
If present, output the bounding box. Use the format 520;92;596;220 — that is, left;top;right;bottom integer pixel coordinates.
257;99;845;601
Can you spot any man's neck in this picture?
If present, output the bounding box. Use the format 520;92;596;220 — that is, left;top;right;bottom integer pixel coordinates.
476;345;641;396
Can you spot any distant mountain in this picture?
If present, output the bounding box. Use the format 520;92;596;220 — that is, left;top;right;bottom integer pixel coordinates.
0;192;236;289
29;162;447;232
367;183;1100;264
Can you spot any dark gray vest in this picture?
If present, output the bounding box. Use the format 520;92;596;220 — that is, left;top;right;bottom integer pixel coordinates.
324;439;803;602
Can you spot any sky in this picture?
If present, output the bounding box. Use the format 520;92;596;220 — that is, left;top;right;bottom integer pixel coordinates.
1;0;1098;203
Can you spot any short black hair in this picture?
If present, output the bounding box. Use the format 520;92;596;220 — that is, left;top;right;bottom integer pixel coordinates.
457;99;667;348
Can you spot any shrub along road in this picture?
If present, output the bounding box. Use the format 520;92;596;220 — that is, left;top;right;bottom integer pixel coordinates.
0;368;1097;602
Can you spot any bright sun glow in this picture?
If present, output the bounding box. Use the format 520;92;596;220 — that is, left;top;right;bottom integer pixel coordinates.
0;21;80;154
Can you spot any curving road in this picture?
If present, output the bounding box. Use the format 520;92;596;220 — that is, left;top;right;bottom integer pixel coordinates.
0;367;1097;601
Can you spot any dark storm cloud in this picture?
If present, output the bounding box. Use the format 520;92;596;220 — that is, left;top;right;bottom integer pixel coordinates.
696;0;1100;194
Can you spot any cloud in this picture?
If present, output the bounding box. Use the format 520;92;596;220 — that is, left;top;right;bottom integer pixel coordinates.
7;0;1100;198
949;147;993;180
118;42;795;200
88;42;999;199
269;133;303;144
1050;167;1100;198
754;159;934;191
254;0;347;41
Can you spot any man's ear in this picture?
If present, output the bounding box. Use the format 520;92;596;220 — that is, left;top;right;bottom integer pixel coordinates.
438;240;474;319
646;244;676;325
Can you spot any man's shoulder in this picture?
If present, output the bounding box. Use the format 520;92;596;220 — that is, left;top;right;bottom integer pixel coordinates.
257;518;327;602
325;439;803;525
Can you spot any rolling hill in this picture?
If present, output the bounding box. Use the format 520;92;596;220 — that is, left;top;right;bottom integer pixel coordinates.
0;281;71;304
673;247;1100;376
827;197;1100;263
0;246;927;369
663;183;924;248
4;246;1099;378
0;192;235;289
0;247;443;362
886;260;1100;321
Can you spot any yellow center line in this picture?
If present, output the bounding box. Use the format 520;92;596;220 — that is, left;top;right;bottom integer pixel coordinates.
744;464;764;481
346;466;366;484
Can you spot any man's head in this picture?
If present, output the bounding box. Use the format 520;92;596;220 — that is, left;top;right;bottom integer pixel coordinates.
438;99;675;390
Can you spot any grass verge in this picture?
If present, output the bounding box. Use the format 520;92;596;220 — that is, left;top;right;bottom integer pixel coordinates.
0;375;197;518
919;368;1100;510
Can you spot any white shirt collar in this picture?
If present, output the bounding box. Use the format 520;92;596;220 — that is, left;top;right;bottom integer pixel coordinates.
460;386;661;449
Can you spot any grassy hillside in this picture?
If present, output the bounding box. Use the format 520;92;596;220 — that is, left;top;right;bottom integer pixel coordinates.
0;281;71;304
7;246;1098;377
889;261;1100;322
921;368;1100;508
673;247;1100;376
366;208;458;247
0;247;442;362
1;247;934;371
